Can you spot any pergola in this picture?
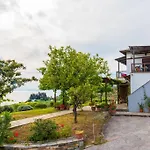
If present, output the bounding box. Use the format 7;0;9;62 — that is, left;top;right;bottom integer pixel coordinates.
102;77;129;104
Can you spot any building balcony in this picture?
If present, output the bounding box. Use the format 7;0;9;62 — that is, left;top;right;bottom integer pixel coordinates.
131;63;150;73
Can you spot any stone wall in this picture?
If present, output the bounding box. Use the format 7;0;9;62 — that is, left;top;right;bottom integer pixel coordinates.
2;138;84;150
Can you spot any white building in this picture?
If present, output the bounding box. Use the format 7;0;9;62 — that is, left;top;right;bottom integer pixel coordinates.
115;46;150;112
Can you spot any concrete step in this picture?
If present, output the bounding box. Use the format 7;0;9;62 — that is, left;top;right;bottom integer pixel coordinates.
114;111;150;117
116;108;128;112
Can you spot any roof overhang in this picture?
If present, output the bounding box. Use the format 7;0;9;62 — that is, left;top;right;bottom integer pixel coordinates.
115;56;126;65
120;49;130;55
129;46;150;54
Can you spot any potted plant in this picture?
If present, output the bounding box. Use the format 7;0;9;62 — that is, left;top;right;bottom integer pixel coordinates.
59;104;65;111
74;130;84;139
108;104;116;115
138;103;144;112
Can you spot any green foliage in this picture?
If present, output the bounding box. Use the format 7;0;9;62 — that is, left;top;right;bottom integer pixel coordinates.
58;125;71;138
34;103;47;109
48;101;54;107
29;119;58;142
0;112;12;145
12;103;20;112
0;59;37;103
138;103;144;109
25;102;38;108
17;105;33;111
38;45;110;123
29;92;49;101
1;105;14;113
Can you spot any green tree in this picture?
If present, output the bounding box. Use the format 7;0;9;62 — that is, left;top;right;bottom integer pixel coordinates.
38;46;65;103
0;60;37;103
38;46;110;123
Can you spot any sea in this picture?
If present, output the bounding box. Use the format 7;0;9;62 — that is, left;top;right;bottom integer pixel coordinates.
1;90;57;106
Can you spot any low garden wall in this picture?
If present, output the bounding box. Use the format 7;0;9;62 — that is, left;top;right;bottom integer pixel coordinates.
1;137;84;150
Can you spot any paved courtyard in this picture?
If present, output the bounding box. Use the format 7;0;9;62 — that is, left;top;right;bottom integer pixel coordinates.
86;116;150;150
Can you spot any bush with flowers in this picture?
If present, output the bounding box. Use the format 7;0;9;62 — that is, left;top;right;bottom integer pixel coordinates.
29;119;72;142
6;131;19;144
0;112;12;145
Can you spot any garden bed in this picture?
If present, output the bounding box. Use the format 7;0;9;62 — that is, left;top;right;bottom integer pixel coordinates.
11;111;110;146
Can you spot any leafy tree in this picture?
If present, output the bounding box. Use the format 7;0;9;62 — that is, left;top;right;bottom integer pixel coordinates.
38;46;64;103
0;59;37;103
38;46;110;123
29;92;49;101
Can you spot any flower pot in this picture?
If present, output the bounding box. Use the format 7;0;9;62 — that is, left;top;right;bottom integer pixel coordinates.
75;131;84;139
140;108;143;112
109;109;116;115
75;133;83;139
91;106;96;111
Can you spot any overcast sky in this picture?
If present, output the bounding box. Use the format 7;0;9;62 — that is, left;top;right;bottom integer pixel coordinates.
0;0;150;90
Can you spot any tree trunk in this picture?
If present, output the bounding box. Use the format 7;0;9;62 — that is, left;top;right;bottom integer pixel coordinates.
62;90;65;105
54;89;57;104
90;94;93;102
73;104;77;123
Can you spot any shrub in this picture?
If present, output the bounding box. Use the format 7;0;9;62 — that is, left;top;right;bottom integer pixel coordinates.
0;112;12;145
29;119;58;142
12;103;20;112
58;125;71;138
26;102;37;108
17;105;33;111
34;103;47;109
49;101;54;107
0;106;3;113
2;105;14;113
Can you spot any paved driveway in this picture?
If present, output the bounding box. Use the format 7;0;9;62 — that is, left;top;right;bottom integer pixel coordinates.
86;116;150;150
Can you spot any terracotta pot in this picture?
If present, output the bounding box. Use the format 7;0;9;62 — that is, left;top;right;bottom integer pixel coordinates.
140;108;143;112
75;133;83;139
109;109;116;115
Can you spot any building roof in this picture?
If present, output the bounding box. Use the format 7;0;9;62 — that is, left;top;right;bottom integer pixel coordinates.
129;46;150;54
115;56;126;65
120;49;130;55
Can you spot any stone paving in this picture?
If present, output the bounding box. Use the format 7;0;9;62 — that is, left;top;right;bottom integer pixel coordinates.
10;110;72;128
10;106;91;128
86;116;150;150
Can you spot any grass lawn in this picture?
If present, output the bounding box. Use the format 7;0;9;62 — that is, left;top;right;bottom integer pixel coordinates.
11;111;109;145
11;107;57;120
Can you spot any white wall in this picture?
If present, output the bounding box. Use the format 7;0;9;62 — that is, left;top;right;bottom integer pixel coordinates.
128;80;150;112
131;73;150;93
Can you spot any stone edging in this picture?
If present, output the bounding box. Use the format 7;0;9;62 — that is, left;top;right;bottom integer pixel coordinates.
114;111;150;117
1;137;84;150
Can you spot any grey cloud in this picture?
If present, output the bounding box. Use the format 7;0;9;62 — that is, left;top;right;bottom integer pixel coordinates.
37;11;47;18
1;0;150;90
0;0;18;13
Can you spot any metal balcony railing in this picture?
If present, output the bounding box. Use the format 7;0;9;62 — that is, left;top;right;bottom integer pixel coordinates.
131;63;150;73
